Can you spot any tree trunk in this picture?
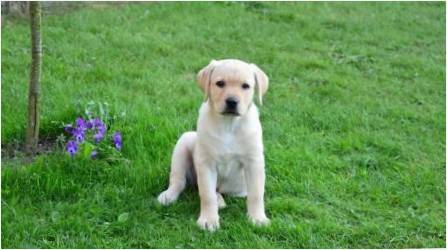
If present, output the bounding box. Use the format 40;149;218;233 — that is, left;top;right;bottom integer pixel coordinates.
25;1;42;155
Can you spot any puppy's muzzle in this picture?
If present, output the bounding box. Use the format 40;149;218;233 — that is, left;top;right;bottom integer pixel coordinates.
223;97;240;116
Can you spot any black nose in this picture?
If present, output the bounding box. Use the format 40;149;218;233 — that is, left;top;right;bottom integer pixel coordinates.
225;97;239;109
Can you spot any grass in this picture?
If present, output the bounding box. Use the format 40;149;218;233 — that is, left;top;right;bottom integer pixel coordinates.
1;2;445;248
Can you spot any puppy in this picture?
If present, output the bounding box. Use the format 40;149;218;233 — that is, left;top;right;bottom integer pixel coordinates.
157;59;270;231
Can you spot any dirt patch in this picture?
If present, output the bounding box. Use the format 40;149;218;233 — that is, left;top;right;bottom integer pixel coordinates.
1;135;62;166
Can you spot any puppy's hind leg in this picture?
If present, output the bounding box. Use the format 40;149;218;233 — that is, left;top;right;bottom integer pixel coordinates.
217;192;226;209
158;132;197;205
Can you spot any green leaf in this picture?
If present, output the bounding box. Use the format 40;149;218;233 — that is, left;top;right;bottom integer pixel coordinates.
82;142;95;159
117;212;129;223
50;211;60;223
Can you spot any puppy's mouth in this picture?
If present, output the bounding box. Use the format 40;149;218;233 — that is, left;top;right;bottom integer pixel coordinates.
221;109;240;116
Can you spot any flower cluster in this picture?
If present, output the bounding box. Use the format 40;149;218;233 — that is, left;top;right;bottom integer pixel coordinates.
65;117;122;158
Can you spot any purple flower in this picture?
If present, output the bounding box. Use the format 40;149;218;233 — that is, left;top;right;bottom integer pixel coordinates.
66;140;78;156
91;118;103;129
91;150;98;159
87;118;106;143
86;120;93;129
76;118;87;131
112;132;122;150
93;133;104;142
93;124;106;143
73;128;85;143
64;124;74;134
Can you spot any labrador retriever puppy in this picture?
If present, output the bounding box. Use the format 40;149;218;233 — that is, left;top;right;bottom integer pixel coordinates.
157;59;270;231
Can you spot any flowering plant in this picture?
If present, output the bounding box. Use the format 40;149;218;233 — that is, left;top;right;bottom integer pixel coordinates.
64;117;123;161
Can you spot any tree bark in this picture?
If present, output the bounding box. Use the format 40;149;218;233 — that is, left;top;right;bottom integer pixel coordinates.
25;1;42;155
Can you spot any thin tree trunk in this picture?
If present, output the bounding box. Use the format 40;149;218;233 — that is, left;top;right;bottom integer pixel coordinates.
25;1;42;155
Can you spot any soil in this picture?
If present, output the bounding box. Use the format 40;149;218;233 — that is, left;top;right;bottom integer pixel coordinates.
1;135;59;165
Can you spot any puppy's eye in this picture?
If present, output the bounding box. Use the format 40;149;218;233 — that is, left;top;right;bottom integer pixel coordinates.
242;83;250;89
216;80;225;88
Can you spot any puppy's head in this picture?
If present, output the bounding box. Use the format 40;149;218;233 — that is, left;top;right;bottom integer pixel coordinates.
197;59;269;117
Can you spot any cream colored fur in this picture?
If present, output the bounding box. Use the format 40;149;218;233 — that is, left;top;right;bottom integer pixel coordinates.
157;59;269;231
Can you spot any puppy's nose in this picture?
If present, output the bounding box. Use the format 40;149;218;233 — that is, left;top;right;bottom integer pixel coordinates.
225;97;239;109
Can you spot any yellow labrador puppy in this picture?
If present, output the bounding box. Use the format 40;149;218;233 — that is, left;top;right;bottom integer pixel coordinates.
157;59;269;231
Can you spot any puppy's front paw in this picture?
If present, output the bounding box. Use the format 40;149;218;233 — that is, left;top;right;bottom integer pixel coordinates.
248;213;270;226
157;190;178;206
197;215;220;232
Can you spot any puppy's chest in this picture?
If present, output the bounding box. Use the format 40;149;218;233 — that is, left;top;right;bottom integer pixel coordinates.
212;132;244;175
213;131;243;156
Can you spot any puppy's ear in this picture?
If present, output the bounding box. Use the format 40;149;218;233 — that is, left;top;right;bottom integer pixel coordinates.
251;64;269;105
197;60;218;102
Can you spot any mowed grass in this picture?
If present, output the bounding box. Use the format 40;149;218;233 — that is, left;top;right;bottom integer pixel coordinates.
1;2;445;248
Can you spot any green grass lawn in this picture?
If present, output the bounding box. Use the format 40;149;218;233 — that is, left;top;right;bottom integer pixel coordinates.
1;2;445;248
